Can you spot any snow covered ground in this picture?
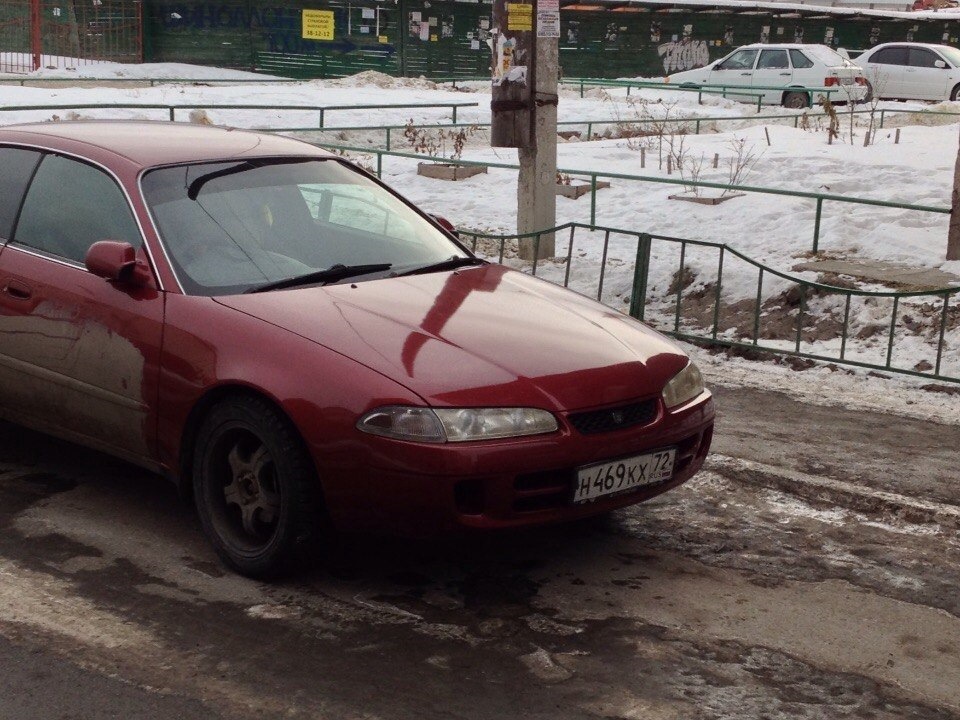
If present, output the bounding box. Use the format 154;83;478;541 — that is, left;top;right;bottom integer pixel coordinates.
0;64;958;397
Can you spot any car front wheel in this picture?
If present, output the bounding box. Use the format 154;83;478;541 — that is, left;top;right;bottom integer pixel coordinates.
951;83;960;102
782;91;809;109
193;395;321;578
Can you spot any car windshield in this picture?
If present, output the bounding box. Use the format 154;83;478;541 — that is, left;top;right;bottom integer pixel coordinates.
804;45;854;68
937;45;960;67
141;158;468;295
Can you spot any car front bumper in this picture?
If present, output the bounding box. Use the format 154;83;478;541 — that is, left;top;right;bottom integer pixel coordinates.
316;391;715;535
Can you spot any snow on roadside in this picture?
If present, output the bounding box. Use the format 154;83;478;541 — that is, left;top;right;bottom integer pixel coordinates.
0;59;276;81
685;342;960;426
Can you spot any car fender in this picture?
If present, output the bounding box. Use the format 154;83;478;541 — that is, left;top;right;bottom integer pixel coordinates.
156;293;427;488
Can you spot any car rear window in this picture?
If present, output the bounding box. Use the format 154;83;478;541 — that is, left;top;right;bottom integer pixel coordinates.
804;45;851;67
0;147;42;241
789;50;814;69
871;47;908;66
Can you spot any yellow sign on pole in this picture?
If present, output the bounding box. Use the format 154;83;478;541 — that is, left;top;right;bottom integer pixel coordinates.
506;3;533;31
302;9;335;40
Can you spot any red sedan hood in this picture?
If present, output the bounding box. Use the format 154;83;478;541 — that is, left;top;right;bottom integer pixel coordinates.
214;264;689;411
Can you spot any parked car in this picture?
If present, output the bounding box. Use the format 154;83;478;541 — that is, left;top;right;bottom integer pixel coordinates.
0;121;715;577
665;43;869;108
854;43;960;101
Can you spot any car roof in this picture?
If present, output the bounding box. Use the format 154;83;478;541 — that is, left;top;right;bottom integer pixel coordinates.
736;43;834;50
0;121;330;168
867;42;952;50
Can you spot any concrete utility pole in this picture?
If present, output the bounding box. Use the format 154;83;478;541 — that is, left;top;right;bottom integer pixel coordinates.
950;125;960;261
490;0;559;260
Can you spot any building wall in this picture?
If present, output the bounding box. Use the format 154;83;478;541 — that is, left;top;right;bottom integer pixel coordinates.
143;0;960;78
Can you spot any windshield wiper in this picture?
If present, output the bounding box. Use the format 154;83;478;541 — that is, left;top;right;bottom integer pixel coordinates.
244;263;393;294
395;256;484;277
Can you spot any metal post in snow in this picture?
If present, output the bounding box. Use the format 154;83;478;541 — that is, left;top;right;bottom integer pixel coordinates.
813;197;824;253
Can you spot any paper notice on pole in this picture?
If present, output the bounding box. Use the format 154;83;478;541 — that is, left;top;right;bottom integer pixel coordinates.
361;7;375;19
506;3;533;31
536;9;559;37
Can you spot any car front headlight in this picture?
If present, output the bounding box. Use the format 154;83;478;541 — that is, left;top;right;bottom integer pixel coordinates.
662;360;705;409
357;406;557;443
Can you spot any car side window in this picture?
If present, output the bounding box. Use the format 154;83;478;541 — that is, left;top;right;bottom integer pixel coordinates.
871;47;908;66
13;154;142;264
717;49;759;71
789;50;814;69
909;48;939;68
0;147;42;242
757;49;788;70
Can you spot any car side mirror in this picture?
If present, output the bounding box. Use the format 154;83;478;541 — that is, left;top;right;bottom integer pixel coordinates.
430;213;460;239
935;59;948;69
85;241;150;286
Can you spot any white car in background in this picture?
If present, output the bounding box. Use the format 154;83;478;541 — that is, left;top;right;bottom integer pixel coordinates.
664;44;869;108
855;43;960;101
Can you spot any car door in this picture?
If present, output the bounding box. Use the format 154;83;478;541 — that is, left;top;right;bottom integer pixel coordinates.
0;151;164;466
907;47;950;101
708;47;759;96
752;48;792;104
866;46;909;98
0;146;44;419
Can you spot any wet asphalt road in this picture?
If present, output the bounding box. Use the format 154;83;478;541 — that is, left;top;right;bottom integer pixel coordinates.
0;384;959;720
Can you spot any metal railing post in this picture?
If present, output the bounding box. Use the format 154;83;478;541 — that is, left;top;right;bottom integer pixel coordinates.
589;175;598;226
452;105;458;124
385;127;391;150
629;233;652;321
169;107;175;121
376;152;383;178
813;197;823;253
880;109;886;129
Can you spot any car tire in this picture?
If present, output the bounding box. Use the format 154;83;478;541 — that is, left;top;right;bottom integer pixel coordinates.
782;91;809;109
951;84;960;102
863;81;873;104
193;394;322;579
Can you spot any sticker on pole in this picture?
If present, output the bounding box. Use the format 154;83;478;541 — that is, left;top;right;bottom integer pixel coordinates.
303;10;335;41
537;0;560;38
507;3;533;31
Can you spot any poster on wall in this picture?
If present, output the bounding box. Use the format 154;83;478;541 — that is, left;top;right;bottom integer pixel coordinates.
303;9;335;40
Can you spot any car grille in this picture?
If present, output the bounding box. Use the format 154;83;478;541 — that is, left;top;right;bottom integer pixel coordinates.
567;399;658;435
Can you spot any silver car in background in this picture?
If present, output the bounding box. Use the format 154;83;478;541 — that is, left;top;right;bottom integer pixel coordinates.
665;44;868;108
855;43;960;102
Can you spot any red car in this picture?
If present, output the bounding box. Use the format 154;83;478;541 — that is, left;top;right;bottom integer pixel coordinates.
0;121;714;577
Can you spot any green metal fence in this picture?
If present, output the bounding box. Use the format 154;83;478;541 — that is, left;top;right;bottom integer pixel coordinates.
295;105;960;153
0;100;478;126
457;222;960;385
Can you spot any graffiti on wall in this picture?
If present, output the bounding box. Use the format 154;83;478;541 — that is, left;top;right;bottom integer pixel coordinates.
657;38;709;73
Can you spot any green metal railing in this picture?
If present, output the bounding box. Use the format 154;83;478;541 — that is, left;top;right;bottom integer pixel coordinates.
0;101;479;127
562;77;846;108
457;222;960;385
308;142;952;255
281;104;960;152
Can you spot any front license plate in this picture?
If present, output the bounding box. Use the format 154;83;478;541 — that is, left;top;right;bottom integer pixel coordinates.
573;449;676;504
